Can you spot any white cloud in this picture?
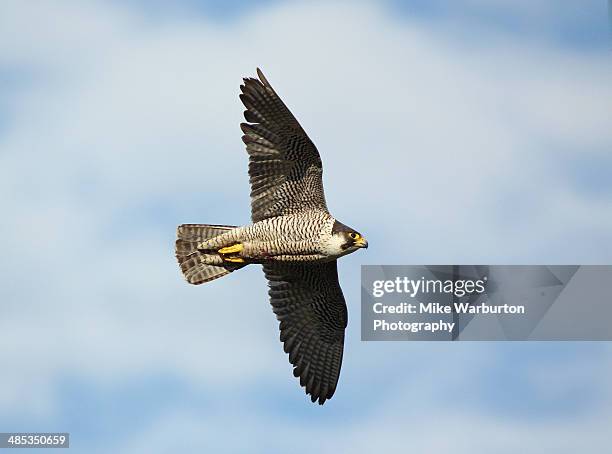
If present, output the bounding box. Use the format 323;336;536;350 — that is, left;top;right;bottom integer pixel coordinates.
115;343;612;454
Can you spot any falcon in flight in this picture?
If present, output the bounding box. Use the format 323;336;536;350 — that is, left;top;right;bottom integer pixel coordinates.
175;69;367;404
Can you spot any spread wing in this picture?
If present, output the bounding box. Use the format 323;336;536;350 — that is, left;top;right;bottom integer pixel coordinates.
263;261;347;405
239;68;328;223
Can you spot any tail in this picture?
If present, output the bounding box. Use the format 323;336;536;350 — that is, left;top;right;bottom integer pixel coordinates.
175;224;245;285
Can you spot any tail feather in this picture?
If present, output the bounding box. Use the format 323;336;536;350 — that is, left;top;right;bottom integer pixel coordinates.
176;224;245;285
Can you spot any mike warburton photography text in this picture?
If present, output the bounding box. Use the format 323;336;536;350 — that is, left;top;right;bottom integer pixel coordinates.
370;276;525;333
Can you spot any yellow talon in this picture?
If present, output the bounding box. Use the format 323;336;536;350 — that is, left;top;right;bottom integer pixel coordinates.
224;256;245;263
219;243;243;255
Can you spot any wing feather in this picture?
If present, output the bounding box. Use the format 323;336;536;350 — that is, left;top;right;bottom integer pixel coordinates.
263;261;347;404
240;69;328;222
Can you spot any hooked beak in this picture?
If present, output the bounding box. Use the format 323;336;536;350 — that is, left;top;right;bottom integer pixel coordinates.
355;237;368;249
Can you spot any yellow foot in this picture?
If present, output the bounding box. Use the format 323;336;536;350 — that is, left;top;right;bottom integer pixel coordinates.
224;256;245;263
219;243;243;255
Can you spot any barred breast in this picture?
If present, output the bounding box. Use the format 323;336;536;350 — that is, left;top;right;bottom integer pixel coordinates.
241;210;333;260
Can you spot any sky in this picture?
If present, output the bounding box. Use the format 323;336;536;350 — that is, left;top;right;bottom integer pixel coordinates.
1;0;611;453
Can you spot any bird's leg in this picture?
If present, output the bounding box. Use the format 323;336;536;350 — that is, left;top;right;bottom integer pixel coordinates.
195;230;246;263
218;243;245;263
218;243;243;255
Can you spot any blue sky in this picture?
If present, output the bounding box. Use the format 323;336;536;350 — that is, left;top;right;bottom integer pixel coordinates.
1;1;611;453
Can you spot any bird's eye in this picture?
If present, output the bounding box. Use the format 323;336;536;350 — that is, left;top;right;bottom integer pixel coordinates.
349;232;360;240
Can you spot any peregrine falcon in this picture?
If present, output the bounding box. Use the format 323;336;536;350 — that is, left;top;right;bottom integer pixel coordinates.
175;69;367;405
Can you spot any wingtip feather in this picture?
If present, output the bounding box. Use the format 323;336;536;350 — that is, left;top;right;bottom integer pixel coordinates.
257;67;271;88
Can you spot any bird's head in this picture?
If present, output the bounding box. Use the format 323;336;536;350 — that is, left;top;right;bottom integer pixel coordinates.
325;220;368;256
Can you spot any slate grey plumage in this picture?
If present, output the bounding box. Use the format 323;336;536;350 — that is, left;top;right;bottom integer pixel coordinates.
175;69;367;405
240;69;327;223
